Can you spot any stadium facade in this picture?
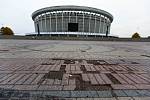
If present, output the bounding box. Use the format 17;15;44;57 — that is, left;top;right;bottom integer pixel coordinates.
31;5;113;37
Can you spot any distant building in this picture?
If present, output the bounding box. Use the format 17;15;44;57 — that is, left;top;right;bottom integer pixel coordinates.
31;5;114;37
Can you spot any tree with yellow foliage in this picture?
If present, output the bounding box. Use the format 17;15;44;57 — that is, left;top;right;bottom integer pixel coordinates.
132;32;141;39
0;27;14;35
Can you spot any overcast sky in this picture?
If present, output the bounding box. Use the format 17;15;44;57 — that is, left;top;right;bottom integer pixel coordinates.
0;0;150;37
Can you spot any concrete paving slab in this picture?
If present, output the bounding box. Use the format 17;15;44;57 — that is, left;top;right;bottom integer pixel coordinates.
97;91;113;97
117;97;134;100
123;90;141;97
133;97;150;100
136;90;150;96
113;90;127;97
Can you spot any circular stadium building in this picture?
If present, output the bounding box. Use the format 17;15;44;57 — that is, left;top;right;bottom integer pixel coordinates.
31;5;113;37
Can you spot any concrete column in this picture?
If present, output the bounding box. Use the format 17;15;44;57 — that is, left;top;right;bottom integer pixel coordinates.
36;16;40;36
62;11;63;32
89;12;91;34
55;12;57;32
76;12;78;23
108;19;111;35
99;14;101;33
69;11;71;23
49;13;51;37
45;13;47;32
76;12;79;37
109;24;111;34
34;19;37;32
40;15;43;32
105;18;107;37
67;11;70;37
105;18;108;37
82;12;84;33
37;22;40;36
49;13;51;32
103;16;106;34
94;14;97;33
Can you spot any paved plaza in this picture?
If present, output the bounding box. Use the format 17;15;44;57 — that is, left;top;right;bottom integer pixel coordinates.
0;39;150;99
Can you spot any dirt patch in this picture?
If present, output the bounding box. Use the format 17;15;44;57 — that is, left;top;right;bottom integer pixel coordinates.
43;65;66;80
84;85;112;91
141;55;150;58
41;63;54;65
80;65;87;72
44;71;63;80
106;74;121;84
86;60;108;65
64;59;75;64
131;62;139;64
72;73;113;91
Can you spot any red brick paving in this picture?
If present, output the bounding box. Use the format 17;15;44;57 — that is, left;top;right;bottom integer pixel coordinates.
0;58;150;90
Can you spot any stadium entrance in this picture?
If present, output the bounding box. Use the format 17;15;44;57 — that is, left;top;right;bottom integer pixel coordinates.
68;23;78;32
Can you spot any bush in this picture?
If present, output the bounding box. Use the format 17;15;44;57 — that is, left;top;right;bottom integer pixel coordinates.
132;32;141;39
0;27;14;35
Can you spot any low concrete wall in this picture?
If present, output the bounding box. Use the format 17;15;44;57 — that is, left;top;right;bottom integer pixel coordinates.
0;35;150;42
